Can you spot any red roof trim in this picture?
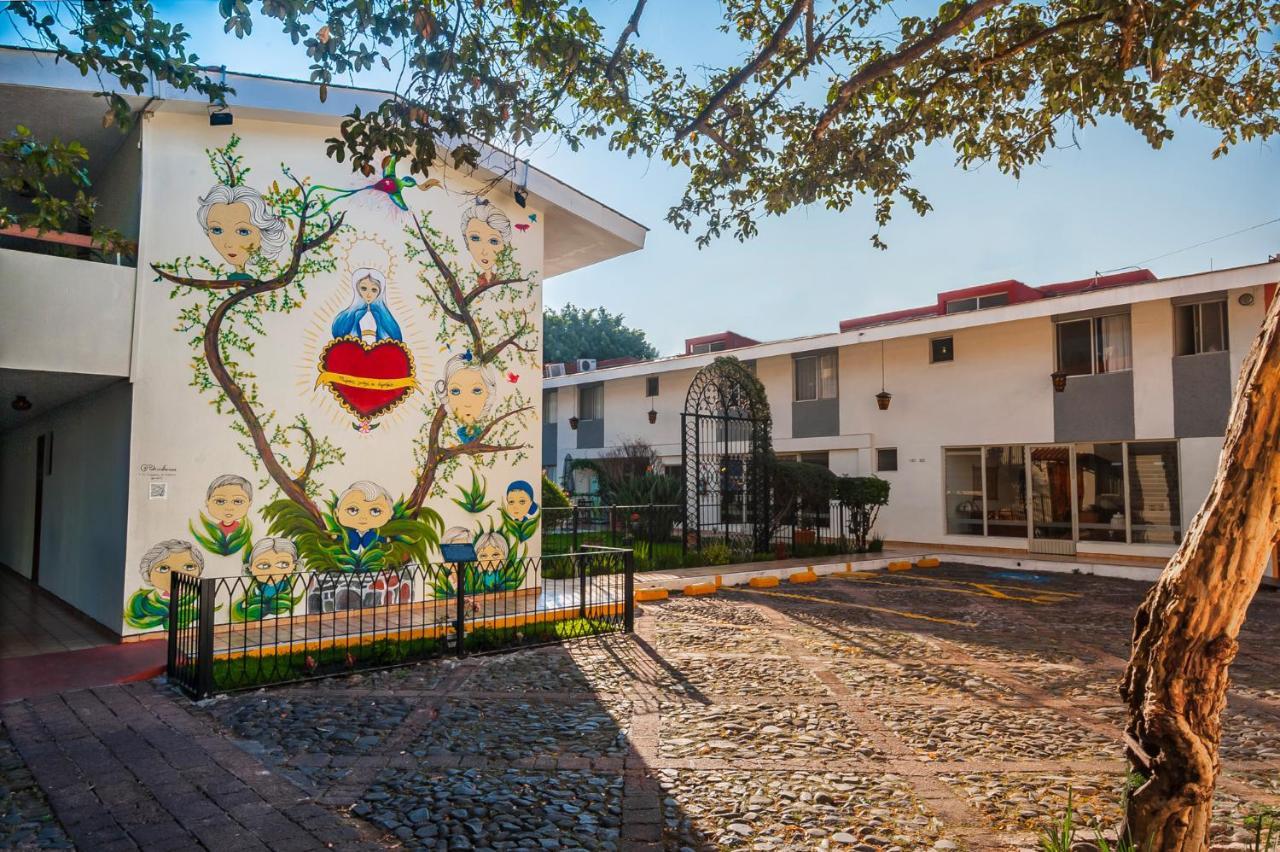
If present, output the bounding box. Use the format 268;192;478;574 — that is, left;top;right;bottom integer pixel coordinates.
839;269;1156;332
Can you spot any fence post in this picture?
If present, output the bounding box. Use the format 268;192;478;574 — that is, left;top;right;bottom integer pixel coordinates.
578;552;588;621
194;578;216;699
166;578;180;679
572;505;579;552
647;501;655;567
624;550;635;633
455;563;468;657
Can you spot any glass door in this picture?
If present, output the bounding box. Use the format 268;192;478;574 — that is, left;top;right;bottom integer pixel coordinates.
1027;445;1075;541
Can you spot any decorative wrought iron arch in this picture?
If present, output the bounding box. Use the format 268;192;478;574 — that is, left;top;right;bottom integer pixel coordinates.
681;358;773;559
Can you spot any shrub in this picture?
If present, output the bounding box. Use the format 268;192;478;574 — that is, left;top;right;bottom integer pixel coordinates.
836;475;891;551
868;534;885;553
701;541;734;566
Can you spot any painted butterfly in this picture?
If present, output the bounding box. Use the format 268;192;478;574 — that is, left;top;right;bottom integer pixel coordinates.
514;223;530;232
507;372;520;383
528;213;537;222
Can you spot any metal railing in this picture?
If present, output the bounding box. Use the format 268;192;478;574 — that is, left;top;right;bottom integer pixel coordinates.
542;504;682;570
166;549;633;699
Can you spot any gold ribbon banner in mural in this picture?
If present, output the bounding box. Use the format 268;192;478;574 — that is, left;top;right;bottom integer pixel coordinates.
315;372;418;390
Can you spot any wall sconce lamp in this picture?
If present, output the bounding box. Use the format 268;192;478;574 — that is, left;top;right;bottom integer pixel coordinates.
11;395;32;411
1051;371;1068;393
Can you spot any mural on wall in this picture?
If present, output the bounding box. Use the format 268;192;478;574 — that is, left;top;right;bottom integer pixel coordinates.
190;474;254;556
125;540;205;630
131;132;541;632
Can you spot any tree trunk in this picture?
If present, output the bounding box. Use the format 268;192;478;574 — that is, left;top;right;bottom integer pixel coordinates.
1121;288;1280;849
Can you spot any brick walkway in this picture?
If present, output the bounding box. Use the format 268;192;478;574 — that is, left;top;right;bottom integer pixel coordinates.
2;563;1278;850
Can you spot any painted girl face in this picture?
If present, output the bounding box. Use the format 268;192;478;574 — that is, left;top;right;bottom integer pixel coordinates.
446;369;489;425
464;218;504;271
336;491;393;533
506;490;532;521
249;549;296;585
477;542;506;572
148;550;201;594
357;276;380;305
206;484;250;525
204;201;262;271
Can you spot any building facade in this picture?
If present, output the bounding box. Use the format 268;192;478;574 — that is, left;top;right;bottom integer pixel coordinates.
0;48;644;637
544;263;1279;560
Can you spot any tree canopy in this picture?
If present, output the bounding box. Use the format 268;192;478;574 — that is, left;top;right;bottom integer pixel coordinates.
4;0;1277;248
543;304;658;364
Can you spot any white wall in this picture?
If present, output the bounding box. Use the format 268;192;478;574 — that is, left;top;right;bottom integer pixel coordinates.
94;123;144;242
0;249;135;376
1179;436;1225;532
0;381;132;630
1131;300;1174;438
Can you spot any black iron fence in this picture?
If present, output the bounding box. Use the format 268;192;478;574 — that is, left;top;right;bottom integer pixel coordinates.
542;504;682;571
167;549;634;699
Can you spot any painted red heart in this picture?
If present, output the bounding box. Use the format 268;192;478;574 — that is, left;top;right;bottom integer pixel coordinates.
319;338;416;420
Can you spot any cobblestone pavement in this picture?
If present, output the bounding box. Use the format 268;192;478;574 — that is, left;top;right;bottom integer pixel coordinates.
1;563;1278;850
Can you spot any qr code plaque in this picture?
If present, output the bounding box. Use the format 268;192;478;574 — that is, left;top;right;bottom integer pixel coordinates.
148;481;168;500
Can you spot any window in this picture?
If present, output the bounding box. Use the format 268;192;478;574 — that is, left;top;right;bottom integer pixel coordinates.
876;448;898;472
1076;443;1126;542
945;292;1010;314
542;390;557;422
578;385;603;420
794;352;838;401
645;376;659;397
944;448;984;535
1055;313;1132;376
1175;301;1228;356
984;446;1027;537
691;340;727;354
930;337;954;363
798;451;830;468
1128;441;1182;544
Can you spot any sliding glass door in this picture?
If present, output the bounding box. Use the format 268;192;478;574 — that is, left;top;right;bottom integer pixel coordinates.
1028;445;1074;540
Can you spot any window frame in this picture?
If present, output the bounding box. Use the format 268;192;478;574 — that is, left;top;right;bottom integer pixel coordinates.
1054;312;1132;376
793;351;838;402
876;447;899;472
1175;299;1229;356
929;336;954;364
577;384;603;421
542;389;558;422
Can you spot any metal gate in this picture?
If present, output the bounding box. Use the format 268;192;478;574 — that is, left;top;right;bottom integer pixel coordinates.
681;358;772;559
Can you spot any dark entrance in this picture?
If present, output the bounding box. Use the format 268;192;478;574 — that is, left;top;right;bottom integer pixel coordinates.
681;358;772;560
31;433;49;585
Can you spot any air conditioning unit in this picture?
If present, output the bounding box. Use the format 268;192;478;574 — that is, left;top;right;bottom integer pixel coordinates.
576;358;597;372
544;363;566;378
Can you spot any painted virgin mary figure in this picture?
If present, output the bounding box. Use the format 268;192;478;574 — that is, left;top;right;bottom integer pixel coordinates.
331;267;403;343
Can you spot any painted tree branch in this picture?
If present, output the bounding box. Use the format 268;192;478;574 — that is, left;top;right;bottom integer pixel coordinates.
411;213;485;354
677;0;810;142
407;404;531;511
154;196;344;527
1120;289;1280;848
290;422;318;491
812;0;1010;140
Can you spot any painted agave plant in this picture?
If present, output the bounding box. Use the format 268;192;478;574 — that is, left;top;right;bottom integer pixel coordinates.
452;470;493;514
189;514;253;557
262;496;442;574
229;578;304;623
123;587;200;631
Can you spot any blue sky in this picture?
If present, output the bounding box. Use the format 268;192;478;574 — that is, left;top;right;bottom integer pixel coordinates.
5;1;1277;355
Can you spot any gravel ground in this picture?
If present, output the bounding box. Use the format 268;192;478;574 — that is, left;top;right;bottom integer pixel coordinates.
5;561;1277;851
355;767;623;850
0;727;72;850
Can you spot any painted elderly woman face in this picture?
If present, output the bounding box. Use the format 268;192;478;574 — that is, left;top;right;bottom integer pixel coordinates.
206;484;250;525
476;541;506;572
249;548;297;586
464;217;504;272
357;275;380;305
506;489;532;521
446;368;489;425
205;201;262;272
336;491;393;534
148;549;201;595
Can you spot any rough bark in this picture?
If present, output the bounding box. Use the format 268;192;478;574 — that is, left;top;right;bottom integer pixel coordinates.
1121;288;1280;849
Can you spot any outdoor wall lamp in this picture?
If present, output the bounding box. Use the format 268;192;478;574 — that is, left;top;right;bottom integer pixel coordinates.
648;402;657;424
11;395;31;411
1051;370;1069;393
569;416;579;430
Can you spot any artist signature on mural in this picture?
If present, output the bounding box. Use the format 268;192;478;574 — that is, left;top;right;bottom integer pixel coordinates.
139;463;178;476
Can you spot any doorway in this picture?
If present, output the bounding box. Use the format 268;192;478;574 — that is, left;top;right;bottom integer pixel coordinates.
31;433;48;585
1028;444;1077;555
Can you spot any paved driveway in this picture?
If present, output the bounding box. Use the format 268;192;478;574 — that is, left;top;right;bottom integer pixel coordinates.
2;563;1278;850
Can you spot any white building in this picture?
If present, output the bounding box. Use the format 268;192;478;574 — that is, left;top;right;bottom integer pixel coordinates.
543;263;1280;561
0;46;644;638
